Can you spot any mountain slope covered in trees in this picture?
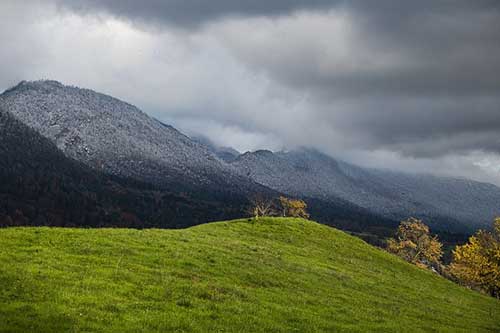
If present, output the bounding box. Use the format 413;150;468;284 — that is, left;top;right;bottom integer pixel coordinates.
2;80;500;234
0;101;387;231
0;218;498;332
0;81;398;233
231;149;500;232
0;80;265;202
0;107;247;228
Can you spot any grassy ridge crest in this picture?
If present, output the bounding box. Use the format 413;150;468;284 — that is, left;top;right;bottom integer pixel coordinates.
0;218;498;332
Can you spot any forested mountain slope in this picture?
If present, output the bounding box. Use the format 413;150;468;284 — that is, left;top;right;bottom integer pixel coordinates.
0;107;245;228
0;80;265;202
231;149;500;232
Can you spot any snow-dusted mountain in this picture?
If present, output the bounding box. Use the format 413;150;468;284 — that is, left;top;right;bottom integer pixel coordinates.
1;103;257;228
192;136;241;163
0;80;390;233
2;80;499;234
0;80;263;199
231;149;500;232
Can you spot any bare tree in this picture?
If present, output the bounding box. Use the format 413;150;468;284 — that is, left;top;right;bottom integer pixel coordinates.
248;195;277;219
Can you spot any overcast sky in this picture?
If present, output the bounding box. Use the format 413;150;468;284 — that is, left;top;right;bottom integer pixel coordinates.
2;1;500;184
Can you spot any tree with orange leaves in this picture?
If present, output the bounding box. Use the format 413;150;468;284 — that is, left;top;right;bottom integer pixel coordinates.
449;218;500;298
387;217;443;270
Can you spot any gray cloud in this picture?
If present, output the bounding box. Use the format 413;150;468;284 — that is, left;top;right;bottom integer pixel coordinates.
2;0;500;184
204;3;500;157
53;0;339;28
52;1;500;32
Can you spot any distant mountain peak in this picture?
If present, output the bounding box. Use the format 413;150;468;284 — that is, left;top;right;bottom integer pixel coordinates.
5;80;64;93
27;79;64;86
4;80;500;233
191;135;241;162
253;149;274;156
0;80;266;198
230;148;500;232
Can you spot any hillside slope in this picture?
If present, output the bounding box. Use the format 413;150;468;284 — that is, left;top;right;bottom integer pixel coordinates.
0;80;398;234
0;107;245;228
231;149;500;232
0;80;266;201
1;218;498;332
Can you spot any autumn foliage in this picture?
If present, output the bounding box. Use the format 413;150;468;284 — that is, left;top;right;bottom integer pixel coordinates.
387;217;443;269
279;196;310;219
248;196;310;220
449;218;500;298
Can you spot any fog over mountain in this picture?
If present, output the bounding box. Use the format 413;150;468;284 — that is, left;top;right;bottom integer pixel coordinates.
0;100;255;228
0;80;265;199
231;148;500;232
1;1;500;185
2;80;499;234
0;80;396;234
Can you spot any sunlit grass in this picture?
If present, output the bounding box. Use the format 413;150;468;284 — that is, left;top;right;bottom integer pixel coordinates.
0;218;498;332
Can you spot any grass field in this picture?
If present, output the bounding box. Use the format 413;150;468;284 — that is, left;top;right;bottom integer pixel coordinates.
0;218;499;332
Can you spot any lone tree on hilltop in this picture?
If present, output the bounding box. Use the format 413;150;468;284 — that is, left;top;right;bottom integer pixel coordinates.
279;196;310;219
387;217;443;269
248;195;277;219
449;218;500;298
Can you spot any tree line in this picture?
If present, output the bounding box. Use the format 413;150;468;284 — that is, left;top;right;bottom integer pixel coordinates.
248;195;310;219
387;217;500;298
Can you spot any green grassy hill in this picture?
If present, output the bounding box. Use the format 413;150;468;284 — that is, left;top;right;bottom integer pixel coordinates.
0;218;498;332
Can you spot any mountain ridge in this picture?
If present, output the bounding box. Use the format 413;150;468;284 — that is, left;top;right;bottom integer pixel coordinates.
0;80;268;201
0;80;391;233
230;148;500;232
0;105;249;228
2;80;499;234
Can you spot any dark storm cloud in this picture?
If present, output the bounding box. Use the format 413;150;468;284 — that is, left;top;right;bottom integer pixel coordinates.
54;0;339;28
2;0;500;182
280;2;500;98
325;96;500;157
53;0;500;34
193;1;500;158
